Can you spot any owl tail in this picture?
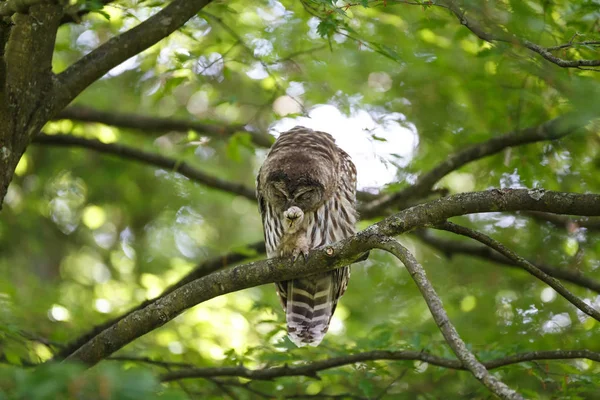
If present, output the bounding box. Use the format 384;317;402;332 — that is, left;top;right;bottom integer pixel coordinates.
285;273;335;347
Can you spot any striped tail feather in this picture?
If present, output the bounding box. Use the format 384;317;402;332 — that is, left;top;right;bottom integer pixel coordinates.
285;272;336;347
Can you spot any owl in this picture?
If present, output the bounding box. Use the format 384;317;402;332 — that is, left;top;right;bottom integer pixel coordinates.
256;126;357;347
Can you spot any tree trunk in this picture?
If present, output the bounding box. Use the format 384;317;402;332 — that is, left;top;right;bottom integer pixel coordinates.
0;5;63;209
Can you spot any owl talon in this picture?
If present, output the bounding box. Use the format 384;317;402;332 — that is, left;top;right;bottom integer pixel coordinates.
291;246;309;263
302;249;309;262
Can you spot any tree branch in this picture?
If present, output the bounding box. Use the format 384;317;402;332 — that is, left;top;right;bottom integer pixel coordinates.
33;134;256;201
158;349;600;382
54;0;214;112
33;134;384;211
58;189;600;366
54;241;265;361
4;3;62;136
438;0;600;68
361;113;587;218
524;211;600;232
414;229;600;293
0;16;10;114
436;222;600;322
374;239;522;400
54;106;274;147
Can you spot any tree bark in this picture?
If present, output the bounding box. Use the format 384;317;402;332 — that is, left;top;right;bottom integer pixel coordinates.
0;4;62;209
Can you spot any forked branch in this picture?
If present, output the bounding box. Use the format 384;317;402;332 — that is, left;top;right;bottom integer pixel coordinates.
57;189;600;366
374;239;522;400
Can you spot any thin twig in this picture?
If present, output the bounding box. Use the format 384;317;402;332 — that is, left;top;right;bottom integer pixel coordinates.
523;211;600;232
414;229;600;293
54;106;273;147
33;134;256;201
436;222;600;322
158;349;600;382
436;0;600;68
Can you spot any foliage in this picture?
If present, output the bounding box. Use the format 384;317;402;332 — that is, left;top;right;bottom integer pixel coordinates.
0;0;599;399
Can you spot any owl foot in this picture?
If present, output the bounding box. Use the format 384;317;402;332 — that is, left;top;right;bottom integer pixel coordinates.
292;245;310;263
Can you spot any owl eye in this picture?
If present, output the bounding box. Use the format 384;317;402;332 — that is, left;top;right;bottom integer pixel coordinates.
273;187;287;200
296;190;313;201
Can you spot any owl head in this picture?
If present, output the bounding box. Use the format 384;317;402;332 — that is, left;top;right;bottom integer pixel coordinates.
264;169;325;213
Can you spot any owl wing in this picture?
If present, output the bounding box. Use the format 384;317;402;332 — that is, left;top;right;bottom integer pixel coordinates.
329;149;357;310
256;172;289;309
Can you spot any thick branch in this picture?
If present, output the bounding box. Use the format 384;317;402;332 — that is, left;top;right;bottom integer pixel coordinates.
4;3;62;136
374;239;521;400
54;0;214;112
159;349;600;382
33;134;256;201
54;241;265;361
0;17;10;115
436;222;600;322
54;106;274;147
414;230;600;293
362;113;586;218
439;0;600;68
60;189;600;366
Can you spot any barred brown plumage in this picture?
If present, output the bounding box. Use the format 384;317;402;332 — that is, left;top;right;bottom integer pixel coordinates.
256;126;357;347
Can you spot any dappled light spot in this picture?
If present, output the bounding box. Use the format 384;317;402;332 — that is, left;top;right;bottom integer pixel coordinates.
4;185;23;210
14;155;29;177
306;382;322;395
186;90;210;116
110;249;136;275
33;343;53;362
542;313;572;334
246;62;269;80
94;298;112;314
168;341;184;355
440;172;475;193
273;95;303;116
414;360;429;373
460;295;477;312
328;316;345;335
418;29;451;48
82;205;106;230
563;237;579;257
93;223;117;249
368;72;392;93
48;305;70;322
140;273;164;299
540;288;556;303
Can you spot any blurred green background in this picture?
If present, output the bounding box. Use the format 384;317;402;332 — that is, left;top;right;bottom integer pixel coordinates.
1;0;599;398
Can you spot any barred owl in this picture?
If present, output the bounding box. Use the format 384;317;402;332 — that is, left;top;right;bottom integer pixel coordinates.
256;126;357;347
